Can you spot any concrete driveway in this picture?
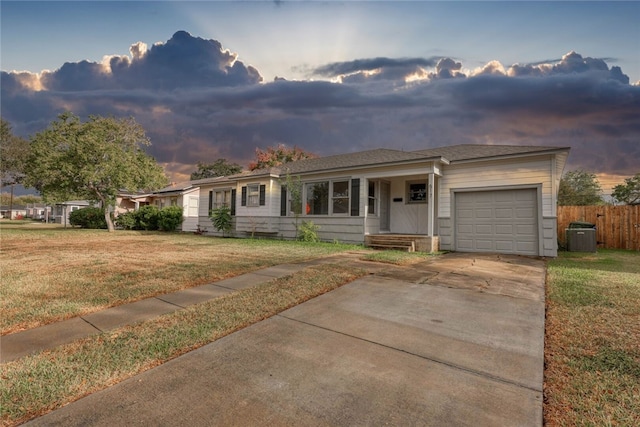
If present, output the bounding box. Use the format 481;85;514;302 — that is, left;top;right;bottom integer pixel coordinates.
26;253;546;426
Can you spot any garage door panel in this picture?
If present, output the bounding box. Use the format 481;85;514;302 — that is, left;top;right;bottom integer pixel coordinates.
495;224;513;235
475;224;493;234
495;208;514;218
496;240;515;251
517;242;537;252
475;208;493;218
455;189;538;256
516;191;536;202
473;192;494;203
516;224;536;235
475;240;494;250
457;239;474;249
516;208;535;218
458;224;473;234
457;209;474;219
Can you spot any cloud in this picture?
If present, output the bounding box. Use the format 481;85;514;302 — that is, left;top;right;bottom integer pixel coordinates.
37;31;262;92
2;32;639;185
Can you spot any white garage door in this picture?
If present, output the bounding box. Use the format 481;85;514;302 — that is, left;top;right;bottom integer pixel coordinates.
455;189;538;256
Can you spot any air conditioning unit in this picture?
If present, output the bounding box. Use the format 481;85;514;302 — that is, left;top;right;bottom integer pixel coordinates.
566;228;597;252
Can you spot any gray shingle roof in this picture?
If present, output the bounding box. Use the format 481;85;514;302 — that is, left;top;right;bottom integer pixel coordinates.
226;143;570;180
236;148;430;178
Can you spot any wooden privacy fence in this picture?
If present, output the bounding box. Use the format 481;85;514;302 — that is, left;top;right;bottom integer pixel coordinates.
557;205;640;251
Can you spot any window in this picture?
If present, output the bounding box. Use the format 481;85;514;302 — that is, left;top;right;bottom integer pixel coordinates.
368;181;377;215
214;190;231;209
332;180;349;214
170;197;178;206
303;180;351;215
305;182;329;215
188;196;198;216
407;181;427;203
247;184;260;207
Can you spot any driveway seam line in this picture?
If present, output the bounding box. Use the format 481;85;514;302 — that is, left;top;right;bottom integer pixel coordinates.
79;316;104;333
277;313;542;394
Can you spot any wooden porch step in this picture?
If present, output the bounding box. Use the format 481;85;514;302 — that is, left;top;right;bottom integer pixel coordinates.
367;236;416;252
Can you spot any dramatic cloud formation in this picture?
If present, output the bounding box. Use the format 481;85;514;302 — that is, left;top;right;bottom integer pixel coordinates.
2;31;639;192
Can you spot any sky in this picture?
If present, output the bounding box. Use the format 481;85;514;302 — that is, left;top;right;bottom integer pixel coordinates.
2;0;639;196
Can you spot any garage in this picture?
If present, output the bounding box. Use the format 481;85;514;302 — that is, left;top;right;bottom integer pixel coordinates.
455;189;539;256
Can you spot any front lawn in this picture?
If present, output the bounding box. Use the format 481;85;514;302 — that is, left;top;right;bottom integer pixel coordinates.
0;224;362;334
544;249;640;426
0;224;368;425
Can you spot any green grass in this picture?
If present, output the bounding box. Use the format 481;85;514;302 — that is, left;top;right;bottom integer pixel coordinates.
0;264;366;426
544;249;640;426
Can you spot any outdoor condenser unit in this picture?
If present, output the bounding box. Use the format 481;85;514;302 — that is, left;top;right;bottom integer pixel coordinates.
566;222;597;252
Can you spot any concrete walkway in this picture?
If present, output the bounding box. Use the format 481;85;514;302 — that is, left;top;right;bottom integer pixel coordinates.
13;252;547;426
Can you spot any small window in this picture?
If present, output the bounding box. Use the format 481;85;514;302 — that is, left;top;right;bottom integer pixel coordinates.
188;196;198;216
214;190;230;209
332;180;349;214
407;182;427;203
247;184;260;207
368;181;377;215
170;197;178;206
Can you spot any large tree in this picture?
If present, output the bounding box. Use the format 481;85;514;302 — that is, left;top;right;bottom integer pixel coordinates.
249;143;316;171
25;113;167;231
0;118;30;186
558;169;604;206
612;173;640;205
190;159;242;180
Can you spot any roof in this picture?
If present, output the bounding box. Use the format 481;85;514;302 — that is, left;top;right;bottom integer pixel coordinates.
232;144;569;179
412;144;568;162
154;182;197;194
236;148;432;178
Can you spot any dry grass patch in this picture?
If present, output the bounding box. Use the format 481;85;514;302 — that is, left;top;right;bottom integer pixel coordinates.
544;250;640;426
1;263;366;426
0;224;361;334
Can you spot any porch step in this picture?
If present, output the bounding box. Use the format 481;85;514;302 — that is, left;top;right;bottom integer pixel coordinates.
366;236;416;252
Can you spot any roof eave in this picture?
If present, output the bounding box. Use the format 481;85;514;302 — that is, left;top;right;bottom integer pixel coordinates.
449;147;571;164
280;156;448;177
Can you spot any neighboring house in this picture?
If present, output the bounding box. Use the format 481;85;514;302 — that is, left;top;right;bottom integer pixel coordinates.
196;144;569;257
148;183;200;232
0;205;27;219
53;200;93;226
25;204;52;221
115;192;152;217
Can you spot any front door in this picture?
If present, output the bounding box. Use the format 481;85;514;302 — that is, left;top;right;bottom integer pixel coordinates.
380;181;390;231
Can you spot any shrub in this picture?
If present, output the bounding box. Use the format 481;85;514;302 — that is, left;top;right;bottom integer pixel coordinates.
69;207;107;229
297;220;320;242
135;205;160;230
210;205;232;237
115;211;137;230
158;205;184;231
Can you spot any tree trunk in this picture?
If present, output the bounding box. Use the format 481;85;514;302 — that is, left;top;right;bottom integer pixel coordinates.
104;208;115;232
95;191;115;232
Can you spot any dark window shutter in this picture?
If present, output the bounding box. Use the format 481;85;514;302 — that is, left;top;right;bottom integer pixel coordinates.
241;186;247;206
280;186;287;216
231;189;237;216
350;178;360;216
259;185;266;206
208;190;213;212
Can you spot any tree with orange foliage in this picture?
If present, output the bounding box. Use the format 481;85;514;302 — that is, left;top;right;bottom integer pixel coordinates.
248;143;316;171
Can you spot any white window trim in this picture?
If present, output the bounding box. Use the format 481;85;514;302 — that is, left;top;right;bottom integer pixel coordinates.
302;178;351;216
